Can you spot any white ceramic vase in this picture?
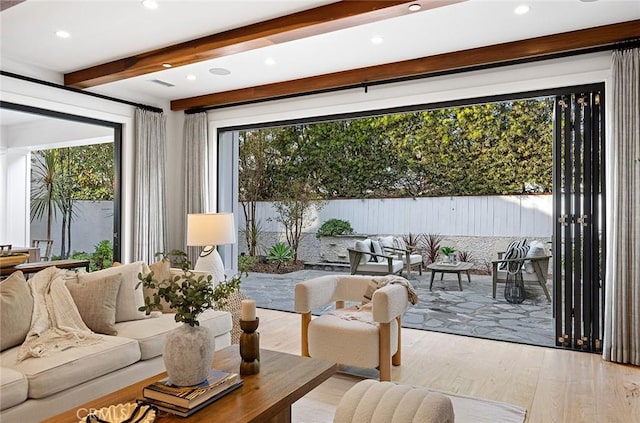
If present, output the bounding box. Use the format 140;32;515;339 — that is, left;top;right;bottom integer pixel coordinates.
163;324;215;386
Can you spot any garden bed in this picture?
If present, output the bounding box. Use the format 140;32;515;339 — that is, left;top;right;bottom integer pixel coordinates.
249;260;305;274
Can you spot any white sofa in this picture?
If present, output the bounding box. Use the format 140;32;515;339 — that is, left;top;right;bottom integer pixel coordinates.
0;261;232;422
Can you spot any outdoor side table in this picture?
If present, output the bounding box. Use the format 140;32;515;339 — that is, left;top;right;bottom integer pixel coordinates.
427;262;473;291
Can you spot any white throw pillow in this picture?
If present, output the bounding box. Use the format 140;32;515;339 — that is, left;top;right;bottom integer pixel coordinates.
78;261;147;322
378;236;395;250
370;240;385;263
524;240;548;273
354;240;372;264
394;237;407;251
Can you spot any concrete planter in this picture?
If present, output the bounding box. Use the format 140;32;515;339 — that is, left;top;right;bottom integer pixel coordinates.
163;324;215;386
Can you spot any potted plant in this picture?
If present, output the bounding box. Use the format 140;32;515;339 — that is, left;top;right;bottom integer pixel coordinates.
441;246;457;264
137;250;241;386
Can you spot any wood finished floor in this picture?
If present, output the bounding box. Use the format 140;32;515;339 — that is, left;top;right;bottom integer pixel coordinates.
256;308;640;423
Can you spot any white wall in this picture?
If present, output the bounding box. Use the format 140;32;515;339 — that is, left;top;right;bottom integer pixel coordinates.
244;195;553;238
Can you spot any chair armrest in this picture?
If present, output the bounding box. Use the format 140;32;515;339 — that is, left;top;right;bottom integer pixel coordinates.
294;276;339;313
372;284;409;323
492;255;551;265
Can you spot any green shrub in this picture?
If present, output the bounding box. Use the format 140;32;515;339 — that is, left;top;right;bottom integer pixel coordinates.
316;219;354;238
238;253;257;276
91;240;113;271
267;243;293;268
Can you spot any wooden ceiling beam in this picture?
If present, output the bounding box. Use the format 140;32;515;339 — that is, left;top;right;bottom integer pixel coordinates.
64;0;464;88
171;19;640;111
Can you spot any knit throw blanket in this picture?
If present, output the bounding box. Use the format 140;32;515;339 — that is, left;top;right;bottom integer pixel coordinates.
328;275;418;326
17;267;101;362
365;275;419;305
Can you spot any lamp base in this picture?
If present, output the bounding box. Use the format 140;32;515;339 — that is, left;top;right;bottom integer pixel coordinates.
194;246;225;283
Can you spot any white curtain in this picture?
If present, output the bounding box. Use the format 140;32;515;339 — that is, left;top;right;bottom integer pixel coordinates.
183;112;208;266
133;108;167;263
604;47;640;366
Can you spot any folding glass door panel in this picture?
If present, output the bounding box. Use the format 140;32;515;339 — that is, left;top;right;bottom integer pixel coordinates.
552;84;605;352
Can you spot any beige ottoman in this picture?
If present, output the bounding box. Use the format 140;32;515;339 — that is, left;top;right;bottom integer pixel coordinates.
334;379;455;423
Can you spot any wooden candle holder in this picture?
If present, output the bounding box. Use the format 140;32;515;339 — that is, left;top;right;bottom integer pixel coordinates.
239;318;260;375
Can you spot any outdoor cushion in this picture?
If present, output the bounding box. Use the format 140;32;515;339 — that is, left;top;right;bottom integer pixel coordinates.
0;271;33;351
370;240;385;263
356;260;404;275
498;239;529;272
354;239;373;264
2;335;140;399
378;236;395;250
114;309;232;360
524;240;547;273
0;367;28;410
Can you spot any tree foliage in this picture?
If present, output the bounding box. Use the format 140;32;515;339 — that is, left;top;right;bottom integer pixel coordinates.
31;143;114;258
239;98;553;201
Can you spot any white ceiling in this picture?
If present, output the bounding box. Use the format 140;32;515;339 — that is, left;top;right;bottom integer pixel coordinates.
1;0;639;105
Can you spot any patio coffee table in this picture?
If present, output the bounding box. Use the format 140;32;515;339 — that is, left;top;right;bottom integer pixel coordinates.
427;262;473;291
43;345;336;423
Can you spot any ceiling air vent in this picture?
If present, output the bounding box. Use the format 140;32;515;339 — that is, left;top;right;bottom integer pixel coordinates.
149;79;175;88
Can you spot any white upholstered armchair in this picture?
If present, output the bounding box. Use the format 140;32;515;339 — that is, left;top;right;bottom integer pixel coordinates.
294;274;409;381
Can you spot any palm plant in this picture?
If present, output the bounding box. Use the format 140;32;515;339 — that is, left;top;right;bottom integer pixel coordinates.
30;150;63;240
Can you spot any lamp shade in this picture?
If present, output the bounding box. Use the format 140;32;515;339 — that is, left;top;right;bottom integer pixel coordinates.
187;213;236;246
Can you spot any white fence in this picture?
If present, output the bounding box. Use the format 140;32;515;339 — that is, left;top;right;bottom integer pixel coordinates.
238;195;553;238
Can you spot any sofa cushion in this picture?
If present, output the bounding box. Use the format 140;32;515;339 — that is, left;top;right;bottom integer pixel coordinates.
0;271;33;351
79;261;147;322
114;309;232;360
66;273;121;335
0;367;28;410
1;335;140;399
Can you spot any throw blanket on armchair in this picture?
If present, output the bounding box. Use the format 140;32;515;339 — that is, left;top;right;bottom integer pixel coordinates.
17;267;101;361
366;275;419;305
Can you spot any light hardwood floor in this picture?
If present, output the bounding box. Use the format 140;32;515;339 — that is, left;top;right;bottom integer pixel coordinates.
256;308;640;423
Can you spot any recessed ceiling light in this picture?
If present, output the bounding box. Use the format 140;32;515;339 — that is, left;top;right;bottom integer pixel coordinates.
514;5;530;15
142;0;158;10
264;58;276;66
162;63;172;68
56;30;70;39
186;74;196;81
209;67;231;76
371;36;384;45
408;3;422;12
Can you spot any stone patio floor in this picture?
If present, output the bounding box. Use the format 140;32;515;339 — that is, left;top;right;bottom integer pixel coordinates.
241;268;555;347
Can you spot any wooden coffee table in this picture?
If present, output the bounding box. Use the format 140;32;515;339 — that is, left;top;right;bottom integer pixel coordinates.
43;345;336;423
427;262;473;291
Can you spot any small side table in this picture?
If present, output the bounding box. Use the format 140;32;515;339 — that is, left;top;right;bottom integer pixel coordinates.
427;262;474;291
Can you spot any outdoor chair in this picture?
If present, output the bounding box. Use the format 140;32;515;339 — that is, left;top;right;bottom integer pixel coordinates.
347;239;403;276
378;236;423;279
31;239;53;261
294;274;409;381
492;241;551;301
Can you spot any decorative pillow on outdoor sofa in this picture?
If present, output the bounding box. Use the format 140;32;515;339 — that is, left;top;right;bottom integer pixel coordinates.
498;239;529;273
66;273;122;335
0;271;33;351
354;240;372;264
524;240;547;273
78;261;147;322
369;240;385;263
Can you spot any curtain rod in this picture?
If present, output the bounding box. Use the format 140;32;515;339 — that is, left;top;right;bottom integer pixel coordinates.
0;70;164;114
184;39;640;115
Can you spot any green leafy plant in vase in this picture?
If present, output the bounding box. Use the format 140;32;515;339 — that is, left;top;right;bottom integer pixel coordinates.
441;246;457;264
136;249;241;386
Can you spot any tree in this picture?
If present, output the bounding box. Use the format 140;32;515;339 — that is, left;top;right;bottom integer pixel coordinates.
30;150;63;240
271;181;325;261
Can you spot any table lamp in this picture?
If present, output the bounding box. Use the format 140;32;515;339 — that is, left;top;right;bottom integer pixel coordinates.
187;213;236;283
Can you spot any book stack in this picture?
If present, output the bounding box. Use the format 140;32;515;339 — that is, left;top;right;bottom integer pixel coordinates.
140;369;243;417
